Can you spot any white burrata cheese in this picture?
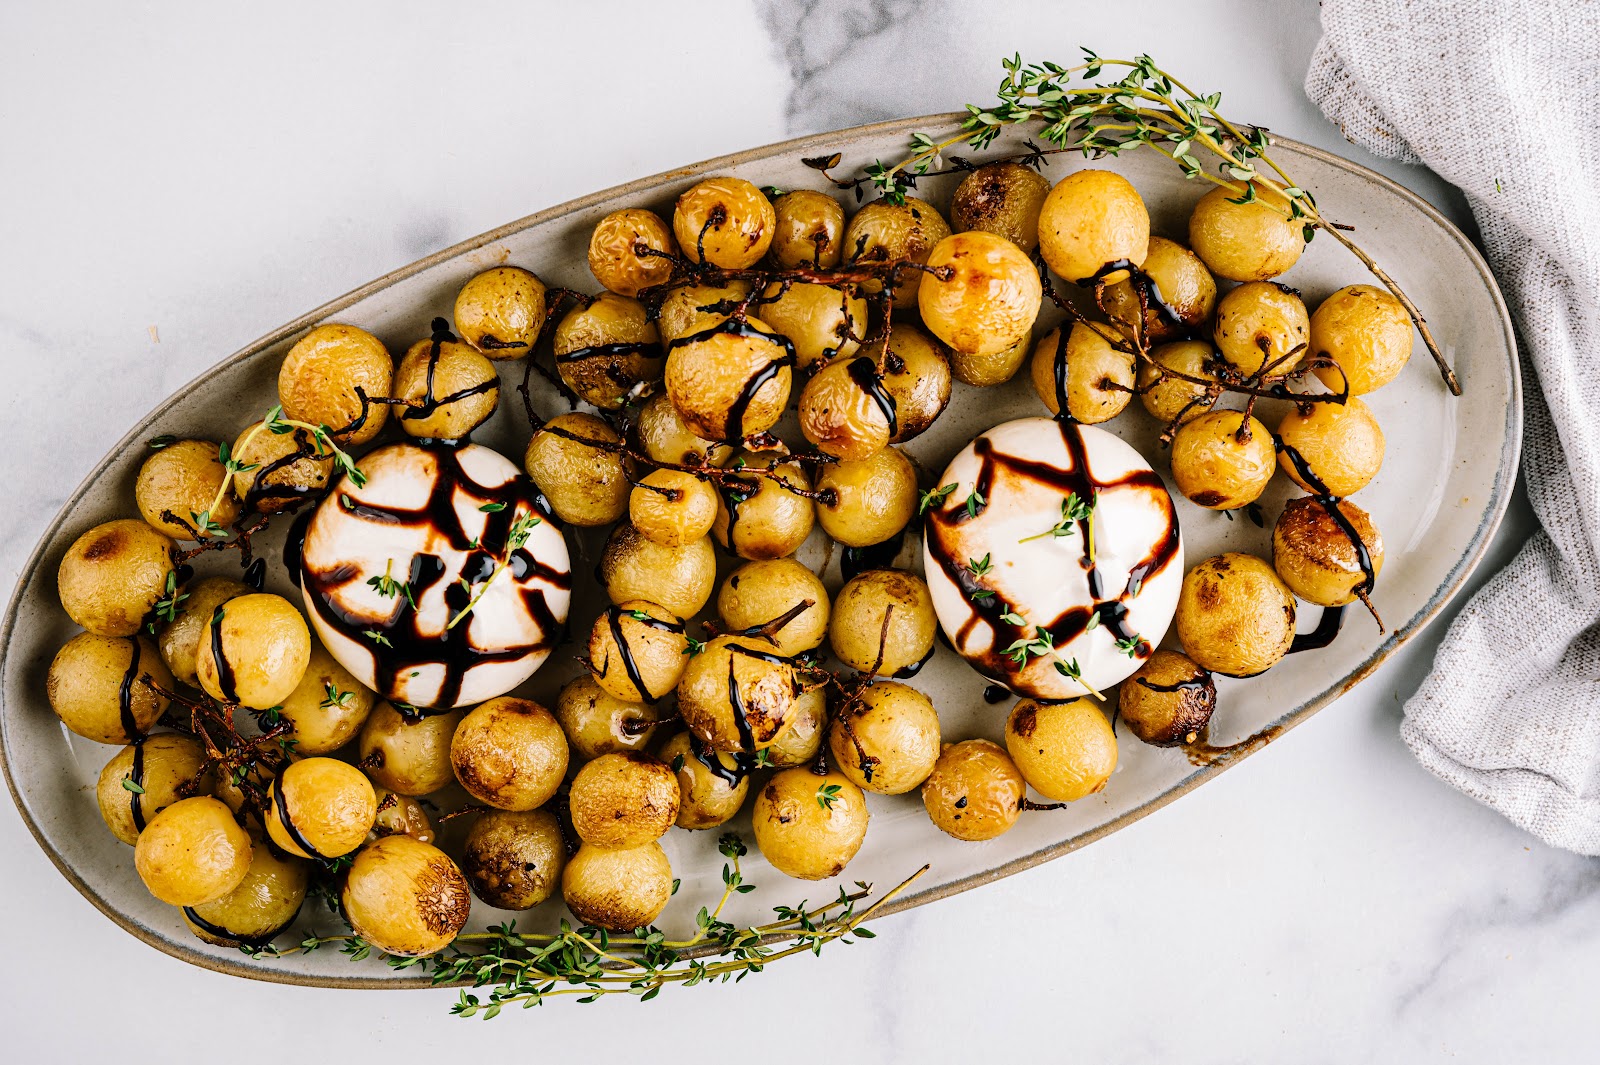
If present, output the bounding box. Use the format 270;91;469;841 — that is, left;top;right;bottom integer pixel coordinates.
298;441;571;709
921;417;1182;701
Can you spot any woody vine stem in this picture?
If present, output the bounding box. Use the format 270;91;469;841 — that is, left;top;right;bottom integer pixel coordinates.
851;50;1460;396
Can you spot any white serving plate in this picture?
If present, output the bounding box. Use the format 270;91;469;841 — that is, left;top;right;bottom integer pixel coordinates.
0;114;1519;987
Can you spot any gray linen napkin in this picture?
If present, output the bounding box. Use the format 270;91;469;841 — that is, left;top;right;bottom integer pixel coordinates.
1306;0;1600;852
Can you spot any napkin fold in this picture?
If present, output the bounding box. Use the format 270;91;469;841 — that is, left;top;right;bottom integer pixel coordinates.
1307;0;1600;852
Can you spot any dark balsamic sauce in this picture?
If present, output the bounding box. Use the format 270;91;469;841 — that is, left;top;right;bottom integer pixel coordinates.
243;557;266;591
983;683;1011;704
892;644;935;679
690;733;750;788
1136;676;1211;695
1289;605;1347;653
840;529;904;583
1275;437;1377;598
182;903;302;949
554;341;661;365
298;444;571;709
127;741;148;832
603;605;685;704
667;317;798;442
208;608;239;703
1075;258;1138;287
272;771;328;860
117;636;144;741
846;356;898;440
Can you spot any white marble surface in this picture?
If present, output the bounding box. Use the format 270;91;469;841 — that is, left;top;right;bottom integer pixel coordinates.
0;1;1586;1060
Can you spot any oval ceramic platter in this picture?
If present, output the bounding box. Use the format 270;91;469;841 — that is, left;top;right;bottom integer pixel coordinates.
0;114;1519;987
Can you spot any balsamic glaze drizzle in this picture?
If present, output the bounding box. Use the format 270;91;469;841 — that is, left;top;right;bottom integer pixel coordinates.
690;733;750;788
1136;676;1211;695
271;771;328;860
1289;605;1347;653
117;636;143;741
242;557;266;592
208;607;239;703
127;741;148;832
182;903;302;948
840;529;904;583
296;444;571;710
1274;437;1376;597
667;317;797;442
602;605;685;704
982;683;1011;704
846;356;898;440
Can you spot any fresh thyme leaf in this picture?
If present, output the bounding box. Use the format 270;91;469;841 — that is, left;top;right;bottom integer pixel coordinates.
479;502;507;513
1114;635;1143;656
146;434;177;450
918;483;957;514
816;783;843;810
363;630;392;647
964;490;985;519
121;777;146;794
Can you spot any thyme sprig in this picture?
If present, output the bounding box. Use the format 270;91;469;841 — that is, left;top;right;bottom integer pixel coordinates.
445;511;544;630
866;51;1459;395
1018;492;1096;548
251;834;926;1016
187;405;368;540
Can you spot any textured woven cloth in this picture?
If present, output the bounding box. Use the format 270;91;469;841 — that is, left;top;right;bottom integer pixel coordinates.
1307;0;1600;852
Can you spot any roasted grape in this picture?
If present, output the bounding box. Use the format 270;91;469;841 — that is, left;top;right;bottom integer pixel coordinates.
342;835;471;956
1310;284;1414;395
277;323;392;444
569;751;680;847
921;739;1023;842
136;440;239;539
1187;182;1304;282
715;557;830;657
524;412;630;527
1169;411;1275;510
769;189;845;269
814;445;917;548
1176;553;1296;676
710;451;815;561
1038;169;1149;284
461;808;566;910
828;681;940;795
588;208;677;297
1028;323;1135;423
1118;651;1216;746
454;266;546;358
1214;281;1309;377
918;232;1042;355
950;161;1050;251
1272;496;1384;608
552;292;664;409
673;176;776;269
1004;698;1117;802
829;569;936;675
449;696;569;811
753;769;868;880
48;632;171;744
57;519;175;637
